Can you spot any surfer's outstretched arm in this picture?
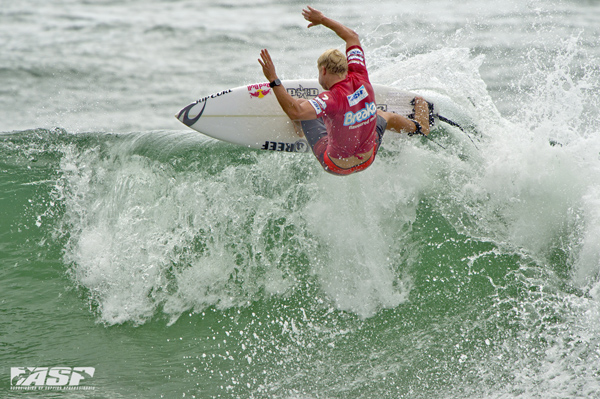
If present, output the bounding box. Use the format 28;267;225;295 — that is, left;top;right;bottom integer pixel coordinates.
302;6;360;49
258;49;318;121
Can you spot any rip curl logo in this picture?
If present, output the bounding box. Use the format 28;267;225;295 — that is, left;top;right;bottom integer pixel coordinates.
10;367;96;391
178;100;207;127
197;89;232;103
248;83;271;99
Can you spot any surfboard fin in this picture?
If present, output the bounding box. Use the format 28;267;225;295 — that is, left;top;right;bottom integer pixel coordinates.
436;114;480;150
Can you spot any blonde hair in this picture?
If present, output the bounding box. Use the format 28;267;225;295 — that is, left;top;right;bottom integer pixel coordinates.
317;49;348;77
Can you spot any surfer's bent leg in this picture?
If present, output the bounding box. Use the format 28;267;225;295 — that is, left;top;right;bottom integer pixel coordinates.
375;115;387;148
301;117;386;175
301;118;330;169
378;96;431;136
301;118;327;148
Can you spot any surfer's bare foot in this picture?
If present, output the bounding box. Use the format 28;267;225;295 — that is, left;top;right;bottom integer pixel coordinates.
412;96;431;136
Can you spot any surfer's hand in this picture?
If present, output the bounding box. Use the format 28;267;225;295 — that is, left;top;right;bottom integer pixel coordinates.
258;49;278;82
302;6;325;28
292;121;305;138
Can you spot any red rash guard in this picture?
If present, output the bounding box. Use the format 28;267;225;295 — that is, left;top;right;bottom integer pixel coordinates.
308;45;378;159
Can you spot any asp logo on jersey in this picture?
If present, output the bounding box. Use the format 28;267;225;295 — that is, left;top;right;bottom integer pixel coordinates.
347;84;368;107
10;367;96;391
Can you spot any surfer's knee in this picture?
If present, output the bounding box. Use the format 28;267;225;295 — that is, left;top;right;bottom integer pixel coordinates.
377;110;391;122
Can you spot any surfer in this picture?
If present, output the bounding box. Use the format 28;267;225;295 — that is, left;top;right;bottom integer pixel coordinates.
258;5;431;175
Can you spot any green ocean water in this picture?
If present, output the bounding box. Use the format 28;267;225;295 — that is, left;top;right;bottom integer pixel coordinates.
3;0;600;398
2;122;600;398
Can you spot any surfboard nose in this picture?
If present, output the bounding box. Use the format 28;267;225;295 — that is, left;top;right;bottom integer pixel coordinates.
176;101;206;127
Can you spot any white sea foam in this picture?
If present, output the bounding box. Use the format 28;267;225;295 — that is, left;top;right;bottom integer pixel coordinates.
54;33;600;336
56;132;421;324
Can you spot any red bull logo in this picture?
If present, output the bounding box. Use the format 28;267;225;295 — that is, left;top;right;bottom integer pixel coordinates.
248;83;271;99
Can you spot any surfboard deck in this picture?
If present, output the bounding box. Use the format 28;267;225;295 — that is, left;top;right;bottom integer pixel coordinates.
175;79;431;153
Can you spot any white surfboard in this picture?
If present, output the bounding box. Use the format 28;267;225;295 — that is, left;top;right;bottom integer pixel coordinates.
175;79;434;153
